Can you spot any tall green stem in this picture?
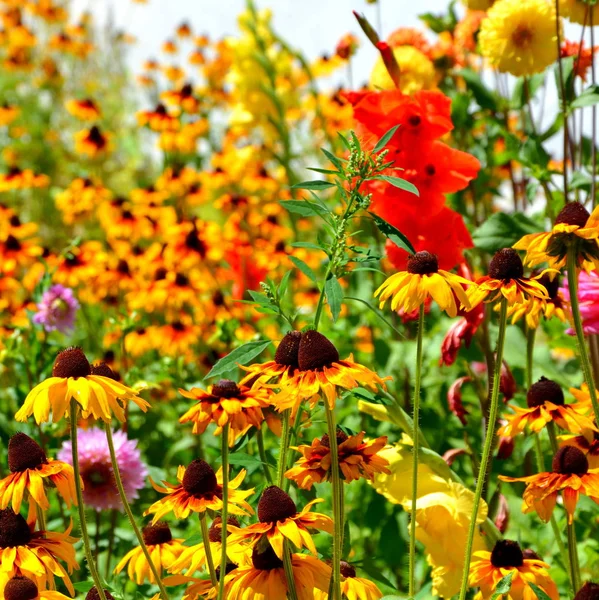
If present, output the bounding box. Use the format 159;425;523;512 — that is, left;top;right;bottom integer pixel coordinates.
105;426;169;600
69;400;108;600
199;512;217;586
217;424;230;600
458;299;509;600
408;305;425;599
256;426;274;485
325;404;342;600
567;522;582;593
567;250;599;424
277;409;292;489
526;328;536;389
547;422;560;456
282;540;300;600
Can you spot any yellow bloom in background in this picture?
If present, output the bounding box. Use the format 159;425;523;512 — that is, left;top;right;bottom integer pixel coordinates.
369;46;436;93
460;0;495;9
559;0;594;25
479;0;560;76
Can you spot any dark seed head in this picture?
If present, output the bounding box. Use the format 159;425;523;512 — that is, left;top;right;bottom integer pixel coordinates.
297;330;340;371
142;521;172;546
522;548;541;560
182;459;218;496
52;347;91;378
257;486;297;523
407;251;439;275
251;544;284;571
4;577;39;600
526;376;564;408
90;362;117;380
208;516;240;542
490;539;524;568
211;380;241;398
320;428;349;448
0;509;32;548
86;588;115;600
8;433;47;473
340;560;356;579
555;202;590;228
575;582;599;600
274;331;301;367
488;249;524;281
537;272;560;300
552;446;589;476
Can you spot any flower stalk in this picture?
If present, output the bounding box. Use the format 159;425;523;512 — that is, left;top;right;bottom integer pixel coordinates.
217;424;230;600
199;512;217;586
277;409;292;489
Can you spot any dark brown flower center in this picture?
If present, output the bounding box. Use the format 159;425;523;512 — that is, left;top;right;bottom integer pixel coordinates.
340;560;356;579
212;380;241;398
52;347;91;378
555;202;590;228
4;577;39;600
258;486;297;523
275;331;301;367
86;588;115;600
5;234;21;251
575;582;599;600
175;273;189;287
490;540;524;568
142;522;172;546
251;544;284;571
297;330;340;371
488;248;524;281
8;433;47;472
522;548;541;560
208;516;240;542
320;428;349;448
182;459;218;496
407;251;439;275
526;376;564;408
511;24;533;49
90;362;117;380
552;446;589;476
0;509;32;548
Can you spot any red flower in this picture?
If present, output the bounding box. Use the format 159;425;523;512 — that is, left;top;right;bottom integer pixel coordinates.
447;376;471;425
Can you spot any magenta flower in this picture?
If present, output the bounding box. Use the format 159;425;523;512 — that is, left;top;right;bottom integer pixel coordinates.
560;270;599;335
58;427;147;511
32;284;79;333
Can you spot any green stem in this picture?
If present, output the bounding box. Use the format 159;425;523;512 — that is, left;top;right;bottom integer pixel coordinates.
325;404;342;600
277;409;292;489
458;298;509;600
567;250;599;425
69;400;108;600
257;426;274;486
567;521;582;593
217;424;230;600
408;304;425;599
313;264;332;331
526;328;536;389
282;540;299;600
105;426;169;600
35;503;47;532
547;422;560;456
200;512;217;586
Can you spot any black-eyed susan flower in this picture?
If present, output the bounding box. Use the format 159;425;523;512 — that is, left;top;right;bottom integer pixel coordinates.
268;330;389;416
375;251;471;317
224;544;331;600
467;248;550;308
500;446;599;523
560;430;599;469
65;98;101;121
498;377;597;437
15;347;149;424
285;429;390;490
0;103;19;126
114;521;185;584
468;540;558;599
1;576;71;600
0;433;77;514
0;508;78;594
314;561;383;600
74;125;111;157
137;104;179;131
227;485;333;559
145;459;254;523
515;202;599;272
161;83;199;113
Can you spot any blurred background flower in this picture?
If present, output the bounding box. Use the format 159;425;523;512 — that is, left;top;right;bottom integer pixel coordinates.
32;284;79;333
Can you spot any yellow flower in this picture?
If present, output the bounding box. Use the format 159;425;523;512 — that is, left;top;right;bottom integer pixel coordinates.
369;46;436;93
375;251;471;318
460;0;495;8
314;561;383;600
559;0;594;24
479;0;560;76
0;575;72;600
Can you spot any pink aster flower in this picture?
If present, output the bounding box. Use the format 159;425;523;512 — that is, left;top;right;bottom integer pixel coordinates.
560;270;599;335
58;427;147;511
32;284;79;333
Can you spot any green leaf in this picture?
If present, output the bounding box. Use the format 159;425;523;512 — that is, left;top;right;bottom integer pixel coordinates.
281;200;329;219
368;212;416;255
490;573;513;600
289;256;317;283
291;241;328;253
519;138;550;169
73;582;95;593
205;340;272;380
321;147;344;170
458;68;498;111
183;533;203;547
373;125;400;153
528;583;553;600
291;179;336;190
375;175;419;196
325;275;343;322
571;84;599;109
472;212;540;253
228;452;266;468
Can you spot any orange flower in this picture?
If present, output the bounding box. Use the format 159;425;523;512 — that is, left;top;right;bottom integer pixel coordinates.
137;104;179;131
560;430;599;469
65;98;101;120
74;125;111;157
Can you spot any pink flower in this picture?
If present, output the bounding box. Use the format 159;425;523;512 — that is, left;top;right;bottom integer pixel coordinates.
560;270;599;335
58;427;147;511
32;284;79;333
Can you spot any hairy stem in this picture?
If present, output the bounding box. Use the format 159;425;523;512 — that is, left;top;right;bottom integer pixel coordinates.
200;512;217;586
217;424;230;600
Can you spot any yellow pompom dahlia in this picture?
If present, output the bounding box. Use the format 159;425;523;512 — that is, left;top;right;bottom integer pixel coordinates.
369;46;436;94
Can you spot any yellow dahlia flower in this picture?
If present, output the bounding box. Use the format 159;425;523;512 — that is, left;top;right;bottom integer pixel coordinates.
369;46;436;94
461;0;495;8
559;0;594;25
479;0;561;76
